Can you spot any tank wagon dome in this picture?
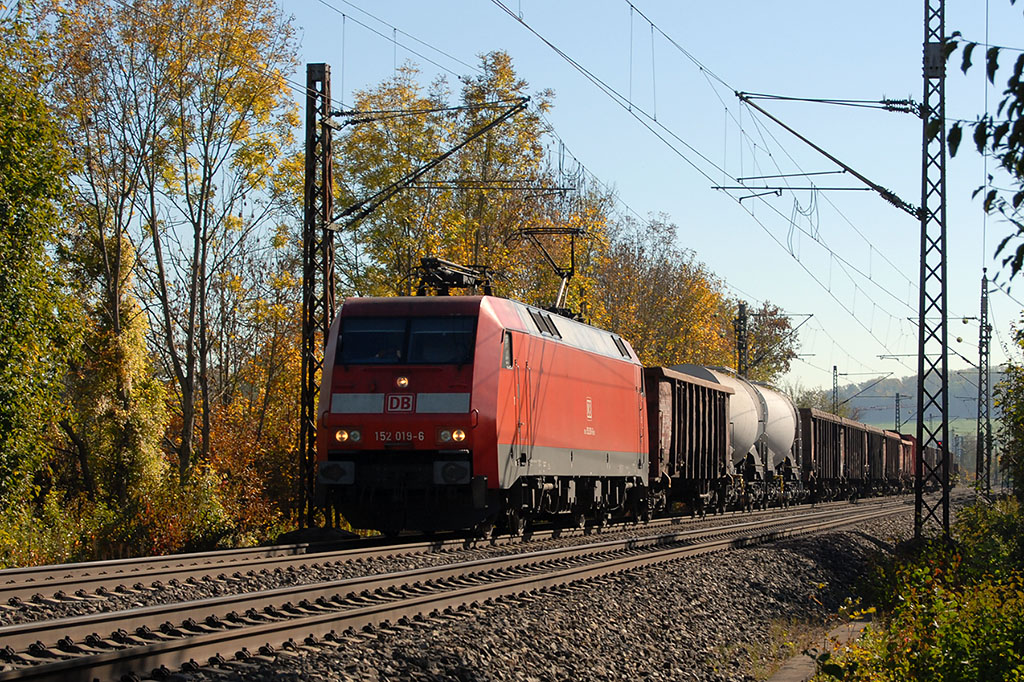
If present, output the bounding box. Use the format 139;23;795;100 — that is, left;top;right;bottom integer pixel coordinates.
749;381;798;468
670;365;764;464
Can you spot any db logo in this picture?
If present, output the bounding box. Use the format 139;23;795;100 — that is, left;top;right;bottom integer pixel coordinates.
386;394;414;413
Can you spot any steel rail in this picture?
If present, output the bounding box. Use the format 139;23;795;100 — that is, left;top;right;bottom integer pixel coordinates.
0;498;889;604
0;505;869;650
0;502;908;681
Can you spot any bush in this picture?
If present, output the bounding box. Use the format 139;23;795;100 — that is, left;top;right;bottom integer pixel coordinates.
816;499;1024;681
0;487;99;567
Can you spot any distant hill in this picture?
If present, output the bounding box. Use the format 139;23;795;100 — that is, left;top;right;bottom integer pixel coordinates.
837;367;1005;430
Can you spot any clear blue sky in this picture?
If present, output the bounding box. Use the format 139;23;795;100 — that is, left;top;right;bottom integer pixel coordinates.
289;0;1023;394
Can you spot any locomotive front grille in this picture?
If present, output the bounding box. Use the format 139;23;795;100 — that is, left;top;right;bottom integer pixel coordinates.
323;450;472;488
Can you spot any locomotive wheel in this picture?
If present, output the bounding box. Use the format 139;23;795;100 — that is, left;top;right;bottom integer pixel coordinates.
506;508;523;537
473;519;495;539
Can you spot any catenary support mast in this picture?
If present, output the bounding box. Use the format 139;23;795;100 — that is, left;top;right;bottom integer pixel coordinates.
734;302;748;377
300;64;335;528
976;269;992;493
915;0;951;538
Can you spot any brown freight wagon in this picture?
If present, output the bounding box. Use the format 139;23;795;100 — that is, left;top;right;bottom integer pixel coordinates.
883;430;903;489
865;423;887;491
644;367;733;513
843;417;868;484
799;408;844;499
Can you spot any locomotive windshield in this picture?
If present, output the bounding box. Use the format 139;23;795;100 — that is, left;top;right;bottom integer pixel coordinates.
338;316;476;365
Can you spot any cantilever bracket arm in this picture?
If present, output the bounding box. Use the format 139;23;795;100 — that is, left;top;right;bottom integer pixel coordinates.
328;97;530;230
736;92;919;219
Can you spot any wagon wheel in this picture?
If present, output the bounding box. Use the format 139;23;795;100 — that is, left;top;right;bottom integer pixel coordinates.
570;507;586;531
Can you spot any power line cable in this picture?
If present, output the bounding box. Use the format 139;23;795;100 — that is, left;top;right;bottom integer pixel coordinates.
491;0;923;373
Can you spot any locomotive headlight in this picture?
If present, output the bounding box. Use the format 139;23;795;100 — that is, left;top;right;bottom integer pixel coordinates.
334;429;349;443
396;376;409;388
438;429;452;443
350;429;362;442
452;429;466;442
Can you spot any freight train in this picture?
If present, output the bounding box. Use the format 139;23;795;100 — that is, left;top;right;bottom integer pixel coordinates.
315;294;921;535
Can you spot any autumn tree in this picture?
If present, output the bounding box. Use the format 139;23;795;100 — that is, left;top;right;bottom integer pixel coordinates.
335;65;452;295
113;0;301;484
47;1;170;529
450;52;555;288
43;0;303;549
592;215;731;367
334;52;600;305
741;301;799;382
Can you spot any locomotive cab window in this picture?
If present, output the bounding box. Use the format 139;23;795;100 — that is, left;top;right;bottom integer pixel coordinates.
338;316;476;365
408;317;475;364
336;318;405;364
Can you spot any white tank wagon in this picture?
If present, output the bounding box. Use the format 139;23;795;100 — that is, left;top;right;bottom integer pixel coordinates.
671;365;765;467
750;381;800;472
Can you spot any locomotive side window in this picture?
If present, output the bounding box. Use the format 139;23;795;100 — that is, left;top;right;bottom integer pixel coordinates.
338;316;476;365
502;331;513;369
611;336;631;359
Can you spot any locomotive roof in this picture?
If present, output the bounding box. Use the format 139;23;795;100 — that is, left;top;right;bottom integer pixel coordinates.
339;295;641;365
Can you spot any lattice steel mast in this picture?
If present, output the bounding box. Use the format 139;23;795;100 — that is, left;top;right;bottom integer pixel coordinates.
976;269;992;493
734;302;748;377
915;0;950;538
300;64;335;528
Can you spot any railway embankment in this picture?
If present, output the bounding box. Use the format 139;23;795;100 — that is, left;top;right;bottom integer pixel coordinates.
196;509;914;681
0;501;912;681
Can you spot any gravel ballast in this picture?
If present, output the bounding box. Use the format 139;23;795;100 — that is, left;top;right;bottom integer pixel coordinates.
196;511;914;682
0;505;869;628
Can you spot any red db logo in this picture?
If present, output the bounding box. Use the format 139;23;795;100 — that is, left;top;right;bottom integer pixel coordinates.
386;394;414;413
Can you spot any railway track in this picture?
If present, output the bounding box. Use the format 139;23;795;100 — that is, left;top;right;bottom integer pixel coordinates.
0;499;910;681
0;497;893;608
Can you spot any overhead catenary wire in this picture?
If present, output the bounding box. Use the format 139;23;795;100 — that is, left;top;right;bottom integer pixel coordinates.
328;0;929;379
314;0;778;320
86;0;995;385
621;0;922;298
617;3;927;328
509;2;1006;378
490;0;927;377
492;0;919;332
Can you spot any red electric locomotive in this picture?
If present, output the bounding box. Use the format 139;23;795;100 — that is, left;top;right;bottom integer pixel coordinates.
316;295;648;534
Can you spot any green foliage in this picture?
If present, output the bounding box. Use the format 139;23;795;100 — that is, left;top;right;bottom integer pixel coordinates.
995;315;1024;501
947;13;1024;278
814;499;1024;681
0;12;78;497
0;490;101;567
